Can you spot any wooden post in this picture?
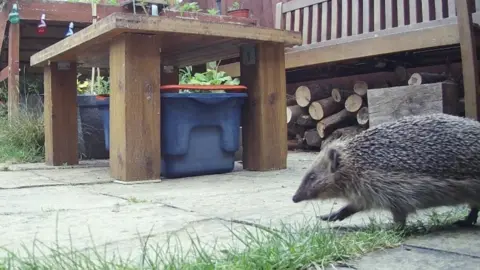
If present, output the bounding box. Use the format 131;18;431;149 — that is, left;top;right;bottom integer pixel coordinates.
109;33;161;181
7;21;19;120
44;62;78;165
240;42;287;170
456;0;480;120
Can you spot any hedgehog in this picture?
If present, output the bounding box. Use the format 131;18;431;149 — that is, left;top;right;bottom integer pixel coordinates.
292;113;480;229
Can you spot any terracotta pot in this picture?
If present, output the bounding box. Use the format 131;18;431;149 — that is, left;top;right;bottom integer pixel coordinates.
226;9;250;18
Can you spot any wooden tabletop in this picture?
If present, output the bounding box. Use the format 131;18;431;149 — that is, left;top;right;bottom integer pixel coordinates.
30;12;302;68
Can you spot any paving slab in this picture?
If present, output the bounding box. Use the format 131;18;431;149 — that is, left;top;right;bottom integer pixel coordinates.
405;228;480;258
349;244;480;270
31;167;113;185
0;171;57;188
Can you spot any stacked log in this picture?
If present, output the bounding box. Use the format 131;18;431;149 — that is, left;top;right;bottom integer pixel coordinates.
287;82;371;151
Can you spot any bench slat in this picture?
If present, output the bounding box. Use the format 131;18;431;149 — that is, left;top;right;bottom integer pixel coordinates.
286;11;292;31
294;9;301;32
321;2;328;41
275;2;283;29
410;0;417;24
385;0;393;29
352;0;359;35
332;0;339;39
447;0;455;17
435;0;443;20
398;0;405;26
303;7;310;44
422;0;430;22
341;0;348;37
374;0;382;31
312;4;319;42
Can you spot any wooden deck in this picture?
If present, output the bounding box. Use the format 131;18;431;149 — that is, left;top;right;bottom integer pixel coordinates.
219;0;480;76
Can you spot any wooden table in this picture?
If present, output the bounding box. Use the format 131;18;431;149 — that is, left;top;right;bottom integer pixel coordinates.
30;12;302;182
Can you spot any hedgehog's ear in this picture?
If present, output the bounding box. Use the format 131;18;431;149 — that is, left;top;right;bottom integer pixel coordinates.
327;148;340;172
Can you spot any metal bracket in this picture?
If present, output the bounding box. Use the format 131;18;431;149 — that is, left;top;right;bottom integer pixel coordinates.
57;61;71;71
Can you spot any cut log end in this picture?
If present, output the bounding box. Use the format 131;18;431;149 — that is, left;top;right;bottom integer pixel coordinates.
357;107;369;126
408;72;447;86
353;81;368;96
345;94;364;113
295;85;312;107
308;102;324;120
331;88;343;102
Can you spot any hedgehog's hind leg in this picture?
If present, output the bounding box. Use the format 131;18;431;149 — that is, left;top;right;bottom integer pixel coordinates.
390;208;408;230
453;206;479;227
318;203;362;222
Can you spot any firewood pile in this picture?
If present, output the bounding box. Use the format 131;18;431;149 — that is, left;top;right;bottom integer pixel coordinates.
287;80;370;151
286;70;458;151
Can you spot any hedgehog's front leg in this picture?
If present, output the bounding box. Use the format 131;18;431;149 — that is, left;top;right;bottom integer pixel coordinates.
318;203;361;222
453;207;478;227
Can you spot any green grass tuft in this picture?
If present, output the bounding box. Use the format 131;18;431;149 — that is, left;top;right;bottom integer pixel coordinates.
0;103;44;164
0;208;469;270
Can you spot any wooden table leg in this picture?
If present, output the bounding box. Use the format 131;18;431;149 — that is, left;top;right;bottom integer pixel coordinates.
109;33;161;181
240;43;287;171
44;62;78;165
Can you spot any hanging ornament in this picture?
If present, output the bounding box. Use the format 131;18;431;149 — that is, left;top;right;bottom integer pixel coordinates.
8;4;20;24
65;22;74;37
37;14;47;35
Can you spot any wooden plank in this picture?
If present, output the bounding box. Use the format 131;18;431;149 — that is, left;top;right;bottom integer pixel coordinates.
352;0;359;35
312;4;319;42
294;9;301;32
286;11;292;30
275;2;283;29
341;0;349;37
385;0;393;29
331;0;339;39
367;82;459;126
109;33;161;181
17;0;123;23
321;2;328;41
435;0;444;19
422;0;431;22
8;22;19;120
282;0;329;13
285;18;459;69
456;0;480;119
373;0;382;31
43;62;78;166
240;43;287;171
302;7;310;44
410;0;418;24
398;0;406;26
448;0;456;17
30;13;302;67
363;0;371;33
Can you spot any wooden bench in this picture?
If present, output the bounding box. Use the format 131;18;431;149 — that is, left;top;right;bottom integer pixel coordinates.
219;0;480;76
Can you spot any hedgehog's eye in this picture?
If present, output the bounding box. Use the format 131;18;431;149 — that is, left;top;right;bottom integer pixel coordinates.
308;172;316;182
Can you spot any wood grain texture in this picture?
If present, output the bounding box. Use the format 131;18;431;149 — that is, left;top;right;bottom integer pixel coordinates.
457;0;480;119
367;82;459;126
240;43;287;171
8;22;19;120
109;33;161;181
30;13;302;67
43;62;78;166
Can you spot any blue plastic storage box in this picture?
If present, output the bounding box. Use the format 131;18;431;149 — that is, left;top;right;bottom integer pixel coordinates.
161;92;247;178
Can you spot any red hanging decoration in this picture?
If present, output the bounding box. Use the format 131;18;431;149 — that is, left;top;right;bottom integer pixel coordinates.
37;14;46;35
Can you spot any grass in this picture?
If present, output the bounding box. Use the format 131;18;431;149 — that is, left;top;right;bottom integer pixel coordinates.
0;207;470;270
0;102;44;164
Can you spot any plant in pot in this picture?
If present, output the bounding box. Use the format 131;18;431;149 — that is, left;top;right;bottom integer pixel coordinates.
77;74;111;159
159;62;247;178
227;1;249;18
